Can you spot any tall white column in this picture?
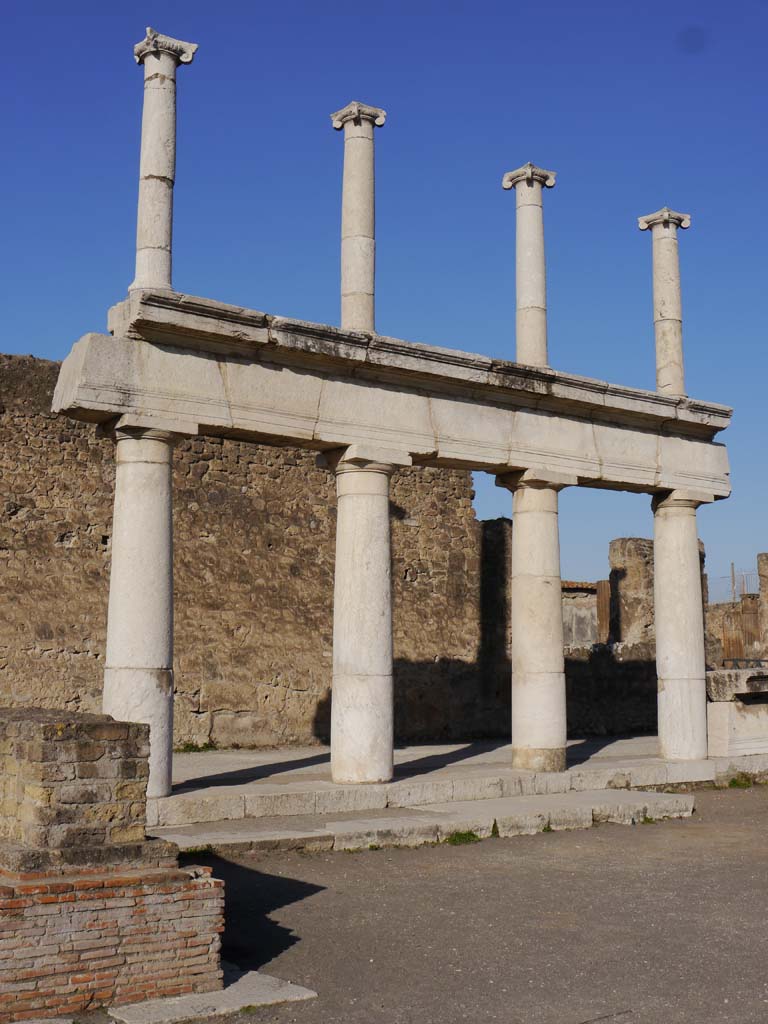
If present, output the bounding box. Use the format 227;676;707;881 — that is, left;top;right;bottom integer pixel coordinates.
502;162;557;367
330;101;386;332
130;27;198;293
104;428;176;797
496;471;574;771
652;490;712;760
638;207;691;397
323;445;410;784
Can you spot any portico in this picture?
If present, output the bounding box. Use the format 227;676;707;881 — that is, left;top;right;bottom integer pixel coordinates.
53;28;731;797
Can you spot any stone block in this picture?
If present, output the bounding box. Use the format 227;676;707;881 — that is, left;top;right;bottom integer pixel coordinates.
244;789;317;818
314;785;388;815
387;778;455;808
707;700;768;758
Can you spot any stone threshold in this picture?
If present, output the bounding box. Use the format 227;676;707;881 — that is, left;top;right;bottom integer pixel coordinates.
107;963;316;1024
150;790;695;855
148;755;730;829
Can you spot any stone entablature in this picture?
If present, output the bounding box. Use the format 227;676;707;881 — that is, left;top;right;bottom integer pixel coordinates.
53;290;731;501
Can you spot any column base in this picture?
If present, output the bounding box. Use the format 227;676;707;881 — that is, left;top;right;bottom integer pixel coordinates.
511;746;567;772
103;666;174;798
330;672;394;785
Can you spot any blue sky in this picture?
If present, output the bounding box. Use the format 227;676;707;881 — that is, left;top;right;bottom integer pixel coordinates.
3;1;766;584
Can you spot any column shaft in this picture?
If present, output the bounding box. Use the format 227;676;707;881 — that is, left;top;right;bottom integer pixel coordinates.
515;179;548;366
130;29;197;293
509;483;567;771
341;118;376;330
653;494;707;760
331;461;395;783
651;224;685;395
638;207;690;397
104;430;175;797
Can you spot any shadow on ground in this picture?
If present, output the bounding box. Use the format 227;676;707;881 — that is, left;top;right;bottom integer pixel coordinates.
180;853;326;971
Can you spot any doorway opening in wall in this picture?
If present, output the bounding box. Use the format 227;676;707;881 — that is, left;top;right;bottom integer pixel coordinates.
471;474;660;749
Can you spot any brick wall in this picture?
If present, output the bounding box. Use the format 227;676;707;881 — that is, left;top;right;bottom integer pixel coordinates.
0;707;224;1019
0;866;223;1022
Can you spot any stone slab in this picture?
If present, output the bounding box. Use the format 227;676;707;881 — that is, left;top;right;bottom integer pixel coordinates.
108;967;316;1023
56;302;731;496
707;668;768;701
152;790;694;853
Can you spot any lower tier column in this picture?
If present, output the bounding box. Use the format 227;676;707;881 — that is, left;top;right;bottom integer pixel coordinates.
103;427;176;798
497;472;572;772
652;490;711;760
327;446;410;784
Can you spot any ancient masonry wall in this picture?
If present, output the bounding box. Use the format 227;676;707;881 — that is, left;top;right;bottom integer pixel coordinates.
9;354;739;742
0;355;486;747
0;708;223;1021
0;868;223;1022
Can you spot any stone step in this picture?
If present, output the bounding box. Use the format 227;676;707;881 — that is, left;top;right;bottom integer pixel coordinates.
150;789;695;854
148;759;715;827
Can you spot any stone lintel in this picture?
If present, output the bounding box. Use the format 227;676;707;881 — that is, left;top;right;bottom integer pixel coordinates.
53;330;731;498
99;291;732;441
134;26;198;65
638;207;691;231
331;101;387;130
502;162;557;190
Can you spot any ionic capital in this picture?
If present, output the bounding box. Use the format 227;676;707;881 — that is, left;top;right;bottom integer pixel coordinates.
495;468;577;492
652;489;714;513
331;101;387;130
502;163;557;191
318;444;411;474
134;27;198;66
638;207;691;232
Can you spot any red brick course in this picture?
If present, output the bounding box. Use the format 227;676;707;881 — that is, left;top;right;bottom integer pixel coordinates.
0;864;223;1021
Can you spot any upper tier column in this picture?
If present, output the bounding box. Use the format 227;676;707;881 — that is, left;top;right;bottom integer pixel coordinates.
330;101;386;332
502;162;557;367
652;490;712;760
130;27;198;293
638;207;691;397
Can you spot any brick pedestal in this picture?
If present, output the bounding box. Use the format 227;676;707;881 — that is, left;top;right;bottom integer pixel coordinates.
0;709;224;1021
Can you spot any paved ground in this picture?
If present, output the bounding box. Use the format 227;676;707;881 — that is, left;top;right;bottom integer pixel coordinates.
84;786;768;1024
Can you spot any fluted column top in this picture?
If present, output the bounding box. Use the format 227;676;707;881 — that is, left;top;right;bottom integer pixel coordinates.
502;162;557;191
638;207;691;231
331;101;387;130
134;26;198;65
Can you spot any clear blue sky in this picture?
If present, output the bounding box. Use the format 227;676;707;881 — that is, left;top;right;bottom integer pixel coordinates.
4;1;766;584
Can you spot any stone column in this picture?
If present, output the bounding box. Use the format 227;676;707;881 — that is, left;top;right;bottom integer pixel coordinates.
130;27;198;293
496;470;575;771
501;162;557;367
104;427;176;797
330;101;386;332
638;207;691;397
652;490;712;760
323;445;410;784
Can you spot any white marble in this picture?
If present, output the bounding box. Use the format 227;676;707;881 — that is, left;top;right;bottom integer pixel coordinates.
502;163;556;368
638;207;690;397
55;319;732;499
324;446;410;783
103;427;176;797
498;472;573;771
331;101;386;331
130;28;197;293
652;490;711;760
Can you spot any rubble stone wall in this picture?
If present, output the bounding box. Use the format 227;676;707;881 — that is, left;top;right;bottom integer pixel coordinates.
0;355;485;747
